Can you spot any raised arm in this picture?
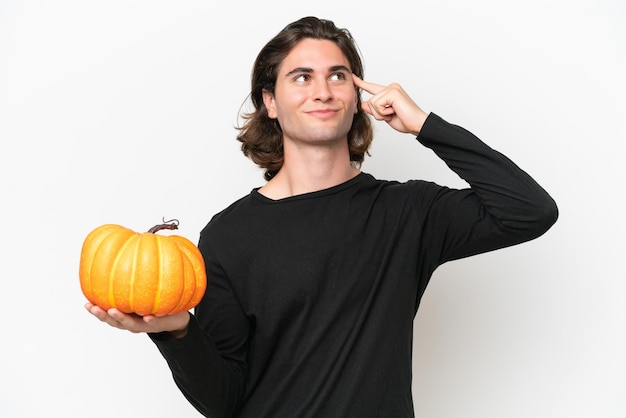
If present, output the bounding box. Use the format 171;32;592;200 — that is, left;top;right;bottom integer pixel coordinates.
353;74;558;261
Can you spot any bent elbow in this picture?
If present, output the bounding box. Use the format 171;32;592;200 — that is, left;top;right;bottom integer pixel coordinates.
498;193;559;242
527;195;559;239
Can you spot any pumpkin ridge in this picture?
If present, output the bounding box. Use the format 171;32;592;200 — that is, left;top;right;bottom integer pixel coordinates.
81;224;120;306
169;243;193;314
127;234;141;313
169;235;207;310
152;235;164;315
159;237;185;316
108;232;137;311
132;232;159;316
174;236;207;309
87;225;134;310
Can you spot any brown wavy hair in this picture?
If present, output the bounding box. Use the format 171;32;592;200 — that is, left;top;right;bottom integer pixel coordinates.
236;16;373;181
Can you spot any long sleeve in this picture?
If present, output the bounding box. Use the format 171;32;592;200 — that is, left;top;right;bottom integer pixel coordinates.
415;112;558;263
148;243;250;417
149;314;246;417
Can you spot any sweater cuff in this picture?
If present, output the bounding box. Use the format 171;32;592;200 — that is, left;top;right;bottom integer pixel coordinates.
148;312;200;348
415;112;445;143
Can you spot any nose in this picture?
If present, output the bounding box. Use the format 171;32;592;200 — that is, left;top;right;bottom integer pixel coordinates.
313;79;333;102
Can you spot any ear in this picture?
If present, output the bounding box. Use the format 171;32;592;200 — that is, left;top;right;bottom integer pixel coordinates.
262;89;277;119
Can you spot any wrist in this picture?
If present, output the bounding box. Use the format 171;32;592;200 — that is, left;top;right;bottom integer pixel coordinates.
168;311;190;339
411;111;430;136
168;326;188;340
148;311;190;341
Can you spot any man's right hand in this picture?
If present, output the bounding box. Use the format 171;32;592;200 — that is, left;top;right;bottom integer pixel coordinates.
85;303;190;338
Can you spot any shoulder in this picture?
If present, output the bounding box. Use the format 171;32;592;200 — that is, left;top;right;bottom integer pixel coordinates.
199;193;257;237
360;172;446;199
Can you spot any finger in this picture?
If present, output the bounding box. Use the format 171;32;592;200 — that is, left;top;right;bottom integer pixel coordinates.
85;302;108;319
364;101;394;122
352;74;385;96
86;304;127;330
107;308;143;328
107;308;147;332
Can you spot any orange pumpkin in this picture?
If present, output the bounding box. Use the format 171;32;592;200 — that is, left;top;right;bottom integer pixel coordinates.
79;219;207;316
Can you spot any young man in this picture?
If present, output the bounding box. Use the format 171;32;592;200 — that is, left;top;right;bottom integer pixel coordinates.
86;16;558;417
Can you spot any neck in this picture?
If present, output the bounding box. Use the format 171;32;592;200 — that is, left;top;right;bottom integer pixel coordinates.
259;141;360;200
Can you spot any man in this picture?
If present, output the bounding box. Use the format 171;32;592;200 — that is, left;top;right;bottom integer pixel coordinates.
86;16;558;417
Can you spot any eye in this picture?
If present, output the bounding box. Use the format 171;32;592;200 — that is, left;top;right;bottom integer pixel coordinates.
294;74;310;83
330;72;347;81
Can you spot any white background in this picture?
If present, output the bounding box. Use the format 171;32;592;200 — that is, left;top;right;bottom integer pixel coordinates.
1;0;624;417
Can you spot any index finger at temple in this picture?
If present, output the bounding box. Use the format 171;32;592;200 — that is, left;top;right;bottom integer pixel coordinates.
352;74;384;95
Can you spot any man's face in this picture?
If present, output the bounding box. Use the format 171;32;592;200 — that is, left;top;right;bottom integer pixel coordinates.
263;38;358;148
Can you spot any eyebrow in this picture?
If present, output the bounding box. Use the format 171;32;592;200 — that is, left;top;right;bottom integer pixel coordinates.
284;65;352;78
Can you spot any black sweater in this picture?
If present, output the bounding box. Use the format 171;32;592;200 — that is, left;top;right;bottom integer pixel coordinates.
151;113;558;417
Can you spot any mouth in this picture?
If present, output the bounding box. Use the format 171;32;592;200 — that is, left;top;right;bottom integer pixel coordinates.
306;109;339;119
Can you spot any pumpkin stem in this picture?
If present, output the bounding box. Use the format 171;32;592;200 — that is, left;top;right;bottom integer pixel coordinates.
148;218;180;234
